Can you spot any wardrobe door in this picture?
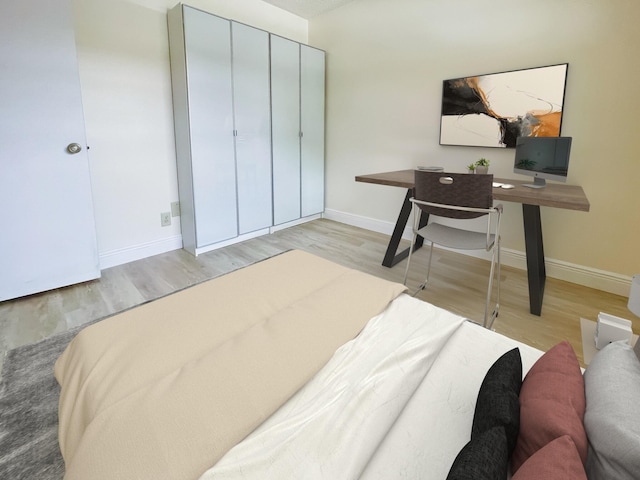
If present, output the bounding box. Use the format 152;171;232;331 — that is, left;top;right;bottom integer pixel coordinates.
183;7;237;247
271;35;301;225
300;45;325;217
232;22;272;234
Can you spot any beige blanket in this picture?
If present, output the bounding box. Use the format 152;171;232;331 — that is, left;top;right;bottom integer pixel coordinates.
54;250;406;480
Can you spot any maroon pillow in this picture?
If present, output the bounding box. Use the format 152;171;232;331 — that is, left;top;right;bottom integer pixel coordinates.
512;435;587;479
511;341;586;473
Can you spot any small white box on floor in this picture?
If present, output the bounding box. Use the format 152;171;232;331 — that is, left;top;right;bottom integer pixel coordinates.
595;312;633;350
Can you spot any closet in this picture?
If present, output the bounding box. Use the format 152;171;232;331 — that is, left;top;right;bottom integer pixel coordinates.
168;4;325;255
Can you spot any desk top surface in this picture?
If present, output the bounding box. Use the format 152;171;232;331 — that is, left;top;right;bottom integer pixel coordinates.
355;169;590;212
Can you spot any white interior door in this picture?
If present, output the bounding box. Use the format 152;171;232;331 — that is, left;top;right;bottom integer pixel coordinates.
0;0;100;302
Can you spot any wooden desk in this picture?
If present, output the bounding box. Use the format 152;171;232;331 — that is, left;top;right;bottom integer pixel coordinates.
355;169;590;316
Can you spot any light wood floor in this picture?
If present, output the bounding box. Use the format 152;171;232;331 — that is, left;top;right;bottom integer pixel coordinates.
0;219;635;375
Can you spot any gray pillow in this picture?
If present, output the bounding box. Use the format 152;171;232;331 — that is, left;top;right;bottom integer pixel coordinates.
583;341;640;479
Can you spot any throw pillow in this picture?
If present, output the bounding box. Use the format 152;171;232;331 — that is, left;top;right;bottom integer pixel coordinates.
471;348;522;456
446;426;508;480
583;340;640;480
512;435;587;479
511;340;586;473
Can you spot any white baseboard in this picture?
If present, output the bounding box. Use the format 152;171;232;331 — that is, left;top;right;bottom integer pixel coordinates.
98;211;632;297
99;235;183;269
544;259;631;297
323;208;408;238
323;208;632;297
194;228;271;256
270;213;322;233
98;214;323;268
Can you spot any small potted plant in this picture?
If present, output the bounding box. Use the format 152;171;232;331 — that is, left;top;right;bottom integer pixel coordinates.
475;158;490;174
467;163;476;174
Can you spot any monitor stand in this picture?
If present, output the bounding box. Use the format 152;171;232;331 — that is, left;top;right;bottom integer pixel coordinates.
522;177;546;189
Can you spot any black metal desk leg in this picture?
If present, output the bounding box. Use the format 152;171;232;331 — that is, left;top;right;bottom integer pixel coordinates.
382;189;426;268
522;204;546;315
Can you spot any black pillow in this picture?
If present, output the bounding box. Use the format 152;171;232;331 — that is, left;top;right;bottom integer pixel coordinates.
446;426;509;480
472;348;522;457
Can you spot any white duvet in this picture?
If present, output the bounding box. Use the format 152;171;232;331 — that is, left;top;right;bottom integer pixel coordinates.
201;294;544;479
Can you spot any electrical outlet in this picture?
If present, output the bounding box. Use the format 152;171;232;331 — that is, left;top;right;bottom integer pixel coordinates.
171;201;181;217
161;212;171;227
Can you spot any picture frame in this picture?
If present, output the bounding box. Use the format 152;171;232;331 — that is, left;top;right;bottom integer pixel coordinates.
439;63;568;148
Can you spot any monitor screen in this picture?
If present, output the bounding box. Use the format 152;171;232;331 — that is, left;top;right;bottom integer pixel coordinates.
513;136;572;188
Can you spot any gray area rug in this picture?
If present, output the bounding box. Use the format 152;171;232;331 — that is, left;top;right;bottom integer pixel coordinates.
0;324;78;480
0;252;285;479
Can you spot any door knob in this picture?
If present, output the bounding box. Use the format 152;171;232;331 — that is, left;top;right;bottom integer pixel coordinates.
67;143;82;154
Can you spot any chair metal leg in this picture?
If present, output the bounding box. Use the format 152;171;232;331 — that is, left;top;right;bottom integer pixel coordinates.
414;241;434;294
484;255;495;328
403;231;418;286
483;238;501;330
496;238;501;311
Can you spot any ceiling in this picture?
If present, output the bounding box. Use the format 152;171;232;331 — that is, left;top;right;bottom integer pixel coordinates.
261;0;356;19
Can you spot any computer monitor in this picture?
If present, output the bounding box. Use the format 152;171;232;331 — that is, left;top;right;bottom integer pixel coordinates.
514;136;572;188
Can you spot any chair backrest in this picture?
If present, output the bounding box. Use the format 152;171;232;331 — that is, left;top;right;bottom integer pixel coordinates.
413;171;493;219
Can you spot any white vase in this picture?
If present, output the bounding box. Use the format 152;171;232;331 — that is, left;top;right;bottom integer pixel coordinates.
475;166;489;174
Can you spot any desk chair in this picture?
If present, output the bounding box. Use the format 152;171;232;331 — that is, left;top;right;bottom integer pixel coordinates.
403;171;503;329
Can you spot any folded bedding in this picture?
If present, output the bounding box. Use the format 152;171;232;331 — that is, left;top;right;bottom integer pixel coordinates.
203;295;545;480
201;294;467;479
200;295;543;480
54;250;407;480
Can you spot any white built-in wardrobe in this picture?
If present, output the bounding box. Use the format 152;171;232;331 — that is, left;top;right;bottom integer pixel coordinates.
168;4;325;256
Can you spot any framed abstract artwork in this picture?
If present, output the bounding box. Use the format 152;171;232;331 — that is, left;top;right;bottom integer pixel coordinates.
439;63;568;148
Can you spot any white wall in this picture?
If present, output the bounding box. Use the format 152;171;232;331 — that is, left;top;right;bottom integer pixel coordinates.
68;0;639;294
309;0;640;294
69;0;307;268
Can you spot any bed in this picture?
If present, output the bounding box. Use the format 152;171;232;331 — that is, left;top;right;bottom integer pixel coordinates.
54;250;640;479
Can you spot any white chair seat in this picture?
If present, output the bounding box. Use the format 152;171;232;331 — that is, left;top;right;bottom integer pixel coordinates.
418;223;495;251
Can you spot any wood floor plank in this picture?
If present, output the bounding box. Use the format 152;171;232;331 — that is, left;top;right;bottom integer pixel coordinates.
0;219;635;374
